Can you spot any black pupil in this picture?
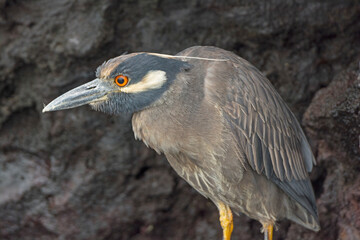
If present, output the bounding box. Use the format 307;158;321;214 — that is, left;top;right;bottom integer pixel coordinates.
117;77;125;85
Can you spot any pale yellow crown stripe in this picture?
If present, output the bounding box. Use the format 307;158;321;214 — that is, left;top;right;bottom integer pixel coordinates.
148;53;228;62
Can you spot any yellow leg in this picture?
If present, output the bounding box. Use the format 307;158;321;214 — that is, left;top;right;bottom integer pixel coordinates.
263;223;274;240
217;202;233;240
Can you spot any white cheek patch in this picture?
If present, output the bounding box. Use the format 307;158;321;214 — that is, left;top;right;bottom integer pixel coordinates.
121;70;167;93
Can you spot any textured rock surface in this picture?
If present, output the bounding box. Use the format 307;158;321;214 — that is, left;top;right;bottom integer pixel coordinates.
0;0;359;239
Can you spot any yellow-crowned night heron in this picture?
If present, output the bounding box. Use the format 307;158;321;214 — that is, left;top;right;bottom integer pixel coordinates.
43;46;320;240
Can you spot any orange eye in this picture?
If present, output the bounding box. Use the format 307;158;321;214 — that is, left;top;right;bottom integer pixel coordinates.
115;75;129;87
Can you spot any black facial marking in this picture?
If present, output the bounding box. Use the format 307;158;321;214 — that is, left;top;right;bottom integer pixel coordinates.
93;53;192;115
109;53;191;84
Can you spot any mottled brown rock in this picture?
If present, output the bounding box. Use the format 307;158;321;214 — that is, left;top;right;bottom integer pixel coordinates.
302;67;360;240
0;0;359;239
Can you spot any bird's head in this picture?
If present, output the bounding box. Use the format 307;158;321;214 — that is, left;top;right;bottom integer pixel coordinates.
42;53;191;115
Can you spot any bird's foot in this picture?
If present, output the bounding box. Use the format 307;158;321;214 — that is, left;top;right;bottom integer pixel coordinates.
262;223;274;240
217;202;233;240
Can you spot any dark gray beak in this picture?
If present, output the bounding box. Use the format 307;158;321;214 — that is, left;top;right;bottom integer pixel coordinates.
43;78;111;113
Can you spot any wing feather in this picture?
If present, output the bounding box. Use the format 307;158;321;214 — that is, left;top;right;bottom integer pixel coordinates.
223;62;315;181
216;55;318;218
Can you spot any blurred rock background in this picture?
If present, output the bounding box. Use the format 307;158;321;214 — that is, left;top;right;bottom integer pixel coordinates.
0;0;359;239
